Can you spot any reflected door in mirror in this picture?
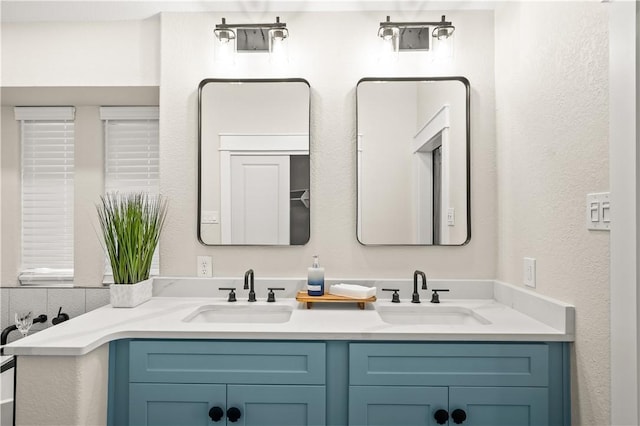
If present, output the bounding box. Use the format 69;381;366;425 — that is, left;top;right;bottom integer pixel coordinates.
356;78;470;246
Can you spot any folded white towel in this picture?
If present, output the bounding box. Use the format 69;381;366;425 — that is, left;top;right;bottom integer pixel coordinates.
329;283;376;299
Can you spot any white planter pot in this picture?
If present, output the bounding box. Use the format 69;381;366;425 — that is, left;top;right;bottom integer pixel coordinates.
110;278;153;308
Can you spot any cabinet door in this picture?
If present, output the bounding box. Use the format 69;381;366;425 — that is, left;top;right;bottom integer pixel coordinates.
227;385;325;426
449;387;548;426
130;383;227;426
349;386;448;426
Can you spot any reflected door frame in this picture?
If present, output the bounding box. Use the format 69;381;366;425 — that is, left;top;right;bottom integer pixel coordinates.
412;105;451;245
219;134;308;244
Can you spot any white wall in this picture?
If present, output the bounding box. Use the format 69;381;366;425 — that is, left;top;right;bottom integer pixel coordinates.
494;2;609;424
159;10;496;278
609;1;639;424
358;81;416;243
1;19;160;87
0;10;496;283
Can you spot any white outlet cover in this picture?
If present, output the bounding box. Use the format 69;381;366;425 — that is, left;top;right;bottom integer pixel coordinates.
197;256;213;278
524;257;536;288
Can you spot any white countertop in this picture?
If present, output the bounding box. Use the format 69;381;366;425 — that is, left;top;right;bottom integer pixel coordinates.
3;279;575;356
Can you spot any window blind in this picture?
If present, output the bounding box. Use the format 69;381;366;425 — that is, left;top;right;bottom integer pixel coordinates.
16;107;75;284
101;107;160;276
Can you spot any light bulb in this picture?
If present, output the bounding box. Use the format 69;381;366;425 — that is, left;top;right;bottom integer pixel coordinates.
214;30;235;66
378;26;399;63
432;31;454;62
269;28;289;65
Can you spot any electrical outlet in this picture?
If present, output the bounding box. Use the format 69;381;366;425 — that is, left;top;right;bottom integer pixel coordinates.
197;256;213;278
524;257;536;288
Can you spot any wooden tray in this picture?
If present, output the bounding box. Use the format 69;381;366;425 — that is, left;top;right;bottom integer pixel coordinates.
296;291;376;310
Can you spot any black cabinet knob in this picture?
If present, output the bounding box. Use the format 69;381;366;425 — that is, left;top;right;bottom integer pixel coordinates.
208;406;223;422
227;407;242;423
434;409;449;424
451;408;467;424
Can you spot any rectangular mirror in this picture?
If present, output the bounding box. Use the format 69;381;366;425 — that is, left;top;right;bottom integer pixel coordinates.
198;79;310;245
356;77;470;245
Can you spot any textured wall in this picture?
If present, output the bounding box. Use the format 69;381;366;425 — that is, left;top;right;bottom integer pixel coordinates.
159;10;497;278
15;343;108;425
494;2;610;424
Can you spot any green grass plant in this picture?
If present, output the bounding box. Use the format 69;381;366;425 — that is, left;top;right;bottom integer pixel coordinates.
97;192;168;284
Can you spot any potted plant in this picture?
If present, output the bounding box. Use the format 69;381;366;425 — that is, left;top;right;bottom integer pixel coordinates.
96;192;168;308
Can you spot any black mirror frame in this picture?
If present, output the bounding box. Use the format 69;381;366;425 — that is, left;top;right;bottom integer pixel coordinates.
197;78;311;246
355;76;471;246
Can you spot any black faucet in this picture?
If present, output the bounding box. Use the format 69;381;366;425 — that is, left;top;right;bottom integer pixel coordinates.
1;313;47;355
244;269;256;302
412;270;427;303
52;307;70;325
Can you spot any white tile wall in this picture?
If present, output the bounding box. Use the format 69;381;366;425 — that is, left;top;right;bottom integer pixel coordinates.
85;288;110;311
1;287;110;344
0;289;9;336
8;288;47;343
47;288;86;324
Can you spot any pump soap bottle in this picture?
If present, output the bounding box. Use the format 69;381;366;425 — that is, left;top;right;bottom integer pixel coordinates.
307;255;325;296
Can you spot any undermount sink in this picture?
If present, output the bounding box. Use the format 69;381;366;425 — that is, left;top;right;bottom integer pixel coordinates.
183;304;293;324
376;305;491;326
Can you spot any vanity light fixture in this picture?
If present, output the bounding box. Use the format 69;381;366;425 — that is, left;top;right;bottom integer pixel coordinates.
214;16;289;61
378;15;455;54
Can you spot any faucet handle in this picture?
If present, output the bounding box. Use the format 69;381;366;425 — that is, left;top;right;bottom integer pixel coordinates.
267;287;285;303
219;287;237;302
430;289;449;304
52;307;69;325
382;288;401;303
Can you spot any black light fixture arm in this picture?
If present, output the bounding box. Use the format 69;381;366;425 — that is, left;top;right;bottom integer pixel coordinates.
379;15;453;30
216;16;287;31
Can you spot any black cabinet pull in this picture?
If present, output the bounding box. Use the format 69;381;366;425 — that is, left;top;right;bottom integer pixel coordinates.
208;406;223;422
227;407;242;423
434;409;449;424
451;408;467;424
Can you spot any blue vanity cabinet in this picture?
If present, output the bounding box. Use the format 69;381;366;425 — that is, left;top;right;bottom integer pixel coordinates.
349;385;449;426
348;342;568;426
122;340;327;426
110;340;569;426
130;383;227;426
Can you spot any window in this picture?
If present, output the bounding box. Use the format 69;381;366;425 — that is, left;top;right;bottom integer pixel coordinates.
15;107;75;285
100;107;160;277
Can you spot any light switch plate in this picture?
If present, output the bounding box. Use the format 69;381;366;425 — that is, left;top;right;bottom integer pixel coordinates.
524;257;536;288
587;192;611;231
201;210;219;225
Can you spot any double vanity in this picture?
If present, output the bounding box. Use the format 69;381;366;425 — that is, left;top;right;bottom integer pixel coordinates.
5;277;574;426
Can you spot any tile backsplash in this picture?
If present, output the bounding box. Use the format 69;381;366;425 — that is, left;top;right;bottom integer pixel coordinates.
1;287;110;343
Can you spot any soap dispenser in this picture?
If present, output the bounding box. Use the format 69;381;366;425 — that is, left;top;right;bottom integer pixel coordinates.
307;255;325;296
